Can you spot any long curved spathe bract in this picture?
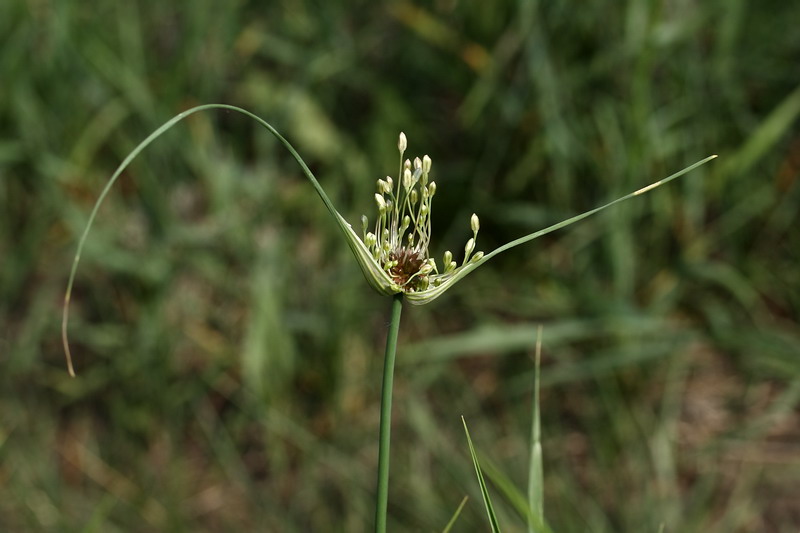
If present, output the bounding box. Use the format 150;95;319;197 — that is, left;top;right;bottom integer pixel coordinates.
405;153;718;305
62;103;393;376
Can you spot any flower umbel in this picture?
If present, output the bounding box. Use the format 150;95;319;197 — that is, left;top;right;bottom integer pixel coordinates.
358;133;481;295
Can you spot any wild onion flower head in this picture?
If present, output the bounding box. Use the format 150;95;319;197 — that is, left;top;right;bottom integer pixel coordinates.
350;133;482;301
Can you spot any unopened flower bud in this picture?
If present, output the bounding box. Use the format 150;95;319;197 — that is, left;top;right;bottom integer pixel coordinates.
428;182;436;197
403;168;412;190
471;213;480;233
404;159;411;170
410;189;418;204
361;215;368;233
375;193;386;212
422;155;431;173
443;250;453;266
470;251;484;262
465;237;475;258
398;132;407;153
366;232;377;247
419;263;433;275
400;215;411;233
414;157;422;169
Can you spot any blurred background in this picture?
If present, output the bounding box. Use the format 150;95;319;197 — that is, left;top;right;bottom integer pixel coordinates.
2;0;799;531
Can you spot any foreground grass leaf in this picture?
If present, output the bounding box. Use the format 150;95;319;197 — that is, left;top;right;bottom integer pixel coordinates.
528;326;545;533
442;495;469;533
462;416;502;533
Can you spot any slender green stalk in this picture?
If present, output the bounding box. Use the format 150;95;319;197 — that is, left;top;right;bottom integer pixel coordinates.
375;293;403;533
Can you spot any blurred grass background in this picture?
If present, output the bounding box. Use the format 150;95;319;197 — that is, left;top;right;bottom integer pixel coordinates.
2;0;799;531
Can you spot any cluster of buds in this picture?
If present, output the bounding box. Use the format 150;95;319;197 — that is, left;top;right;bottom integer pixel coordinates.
359;132;483;293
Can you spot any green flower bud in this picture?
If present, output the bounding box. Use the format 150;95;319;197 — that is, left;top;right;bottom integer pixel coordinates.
465;237;475;259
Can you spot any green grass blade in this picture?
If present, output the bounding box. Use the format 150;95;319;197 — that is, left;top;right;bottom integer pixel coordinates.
528;325;544;533
442;496;469;533
462;416;502;533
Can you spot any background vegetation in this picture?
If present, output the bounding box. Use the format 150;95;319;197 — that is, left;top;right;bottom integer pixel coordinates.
2;0;799;531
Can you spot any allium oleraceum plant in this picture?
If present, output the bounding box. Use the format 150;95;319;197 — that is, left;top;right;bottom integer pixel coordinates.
62;104;716;532
352;131;485;299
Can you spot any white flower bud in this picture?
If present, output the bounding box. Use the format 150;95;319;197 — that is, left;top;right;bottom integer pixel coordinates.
410;189;418;204
365;232;377;247
403;168;412;190
471;213;480;233
386;176;393;189
375;193;386;212
404;159;411;170
398;132;407;153
419;263;433;275
443;250;453;266
414;157;422;169
377;179;387;193
428;182;436;197
422;155;431;173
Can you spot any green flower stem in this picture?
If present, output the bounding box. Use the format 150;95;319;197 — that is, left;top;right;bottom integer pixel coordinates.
375;293;403;533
